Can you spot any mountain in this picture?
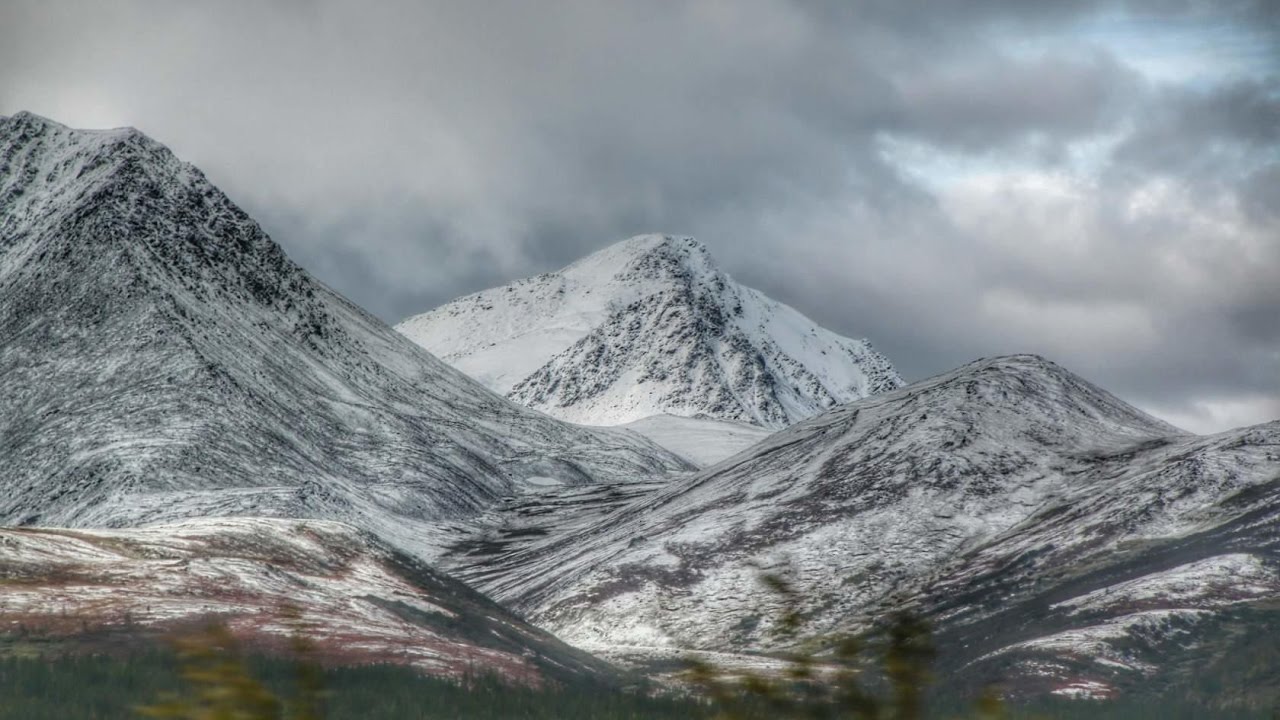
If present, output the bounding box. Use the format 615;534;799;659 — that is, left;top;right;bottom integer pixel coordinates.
0;518;610;685
440;355;1280;700
0;112;690;557
396;234;902;435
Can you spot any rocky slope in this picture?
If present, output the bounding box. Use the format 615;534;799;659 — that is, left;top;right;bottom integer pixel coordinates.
0;112;690;557
0;518;610;684
396;234;902;433
439;355;1280;699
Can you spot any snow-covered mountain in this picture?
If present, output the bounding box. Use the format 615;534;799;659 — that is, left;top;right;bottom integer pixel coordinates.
0;518;610;685
440;355;1280;699
0;112;689;553
444;354;1188;645
6;111;1277;704
396;234;902;431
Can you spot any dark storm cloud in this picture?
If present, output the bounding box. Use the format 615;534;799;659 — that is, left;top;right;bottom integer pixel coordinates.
1240;163;1280;224
1;0;1276;432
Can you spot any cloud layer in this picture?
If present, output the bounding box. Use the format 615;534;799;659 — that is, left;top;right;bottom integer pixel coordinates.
2;0;1276;432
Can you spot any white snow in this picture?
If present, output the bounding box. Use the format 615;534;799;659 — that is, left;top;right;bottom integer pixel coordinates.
1053;554;1278;613
981;609;1211;675
617;414;774;467
1051;680;1114;699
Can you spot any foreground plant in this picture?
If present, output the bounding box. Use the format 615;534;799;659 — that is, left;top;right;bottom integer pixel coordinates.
684;572;1004;720
137;622;282;720
138;607;324;720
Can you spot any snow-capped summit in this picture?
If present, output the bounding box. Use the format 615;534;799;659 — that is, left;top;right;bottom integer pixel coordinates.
0;113;688;546
397;234;902;430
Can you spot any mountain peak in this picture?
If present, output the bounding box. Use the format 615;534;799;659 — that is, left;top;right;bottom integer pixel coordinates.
1;111;202;255
601;232;702;257
1;111;152;159
397;235;902;429
613;233;710;265
556;233;715;288
3;110;68;133
1;111;308;326
581;233;703;259
874;353;1189;443
948;354;1078;390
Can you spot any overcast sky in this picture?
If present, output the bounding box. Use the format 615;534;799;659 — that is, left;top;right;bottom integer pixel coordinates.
2;0;1277;433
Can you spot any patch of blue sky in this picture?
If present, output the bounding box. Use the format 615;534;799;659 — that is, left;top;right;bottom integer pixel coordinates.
875;130;1128;193
1012;10;1277;87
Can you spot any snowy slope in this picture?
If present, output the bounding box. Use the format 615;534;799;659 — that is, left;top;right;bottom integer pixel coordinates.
0;112;690;554
439;355;1280;697
0;518;611;684
617;415;774;468
396;234;902;429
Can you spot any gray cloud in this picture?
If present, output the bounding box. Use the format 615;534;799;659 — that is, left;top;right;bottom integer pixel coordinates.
890;51;1146;151
1113;79;1280;176
1;0;1276;433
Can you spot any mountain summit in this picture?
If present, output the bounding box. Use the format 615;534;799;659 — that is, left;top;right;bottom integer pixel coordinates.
397;234;902;431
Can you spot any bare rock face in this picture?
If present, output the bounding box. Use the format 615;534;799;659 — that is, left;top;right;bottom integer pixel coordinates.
397;234;901;430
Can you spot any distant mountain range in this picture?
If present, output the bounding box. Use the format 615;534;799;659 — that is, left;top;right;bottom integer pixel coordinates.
2;113;1277;706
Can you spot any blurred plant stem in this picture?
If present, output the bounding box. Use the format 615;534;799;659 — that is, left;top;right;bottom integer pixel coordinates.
137;605;326;720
